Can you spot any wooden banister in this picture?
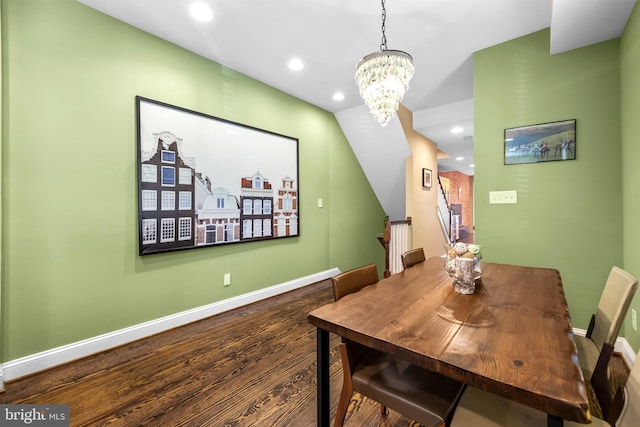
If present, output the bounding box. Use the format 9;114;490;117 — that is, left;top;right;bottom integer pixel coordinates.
377;219;391;277
378;217;412;277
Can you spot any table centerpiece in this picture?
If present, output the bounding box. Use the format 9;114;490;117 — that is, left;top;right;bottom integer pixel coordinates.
444;242;482;294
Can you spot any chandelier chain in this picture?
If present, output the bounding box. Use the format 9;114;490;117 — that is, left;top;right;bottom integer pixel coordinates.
380;0;387;51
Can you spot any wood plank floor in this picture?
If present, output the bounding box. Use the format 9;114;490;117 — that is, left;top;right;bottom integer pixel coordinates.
1;280;419;426
1;279;629;426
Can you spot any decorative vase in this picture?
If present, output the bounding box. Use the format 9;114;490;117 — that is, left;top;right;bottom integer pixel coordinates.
444;242;482;295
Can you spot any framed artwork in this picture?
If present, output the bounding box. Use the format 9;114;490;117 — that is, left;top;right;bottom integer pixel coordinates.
504;119;576;165
136;96;299;256
422;168;432;188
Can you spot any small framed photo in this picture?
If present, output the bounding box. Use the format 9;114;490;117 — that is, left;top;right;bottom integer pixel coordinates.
422;168;432;188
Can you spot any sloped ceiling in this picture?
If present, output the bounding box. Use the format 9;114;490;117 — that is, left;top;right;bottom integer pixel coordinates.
78;0;637;218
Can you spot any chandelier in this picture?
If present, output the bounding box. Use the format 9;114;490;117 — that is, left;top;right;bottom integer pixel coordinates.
355;0;414;126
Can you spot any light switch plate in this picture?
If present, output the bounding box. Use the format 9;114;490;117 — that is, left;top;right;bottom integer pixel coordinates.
489;190;517;204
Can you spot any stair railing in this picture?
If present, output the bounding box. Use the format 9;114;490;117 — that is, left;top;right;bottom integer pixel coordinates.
437;176;454;245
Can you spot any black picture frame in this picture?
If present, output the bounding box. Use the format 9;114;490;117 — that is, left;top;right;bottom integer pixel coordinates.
504;119;576;165
136;96;299;256
422;168;432;188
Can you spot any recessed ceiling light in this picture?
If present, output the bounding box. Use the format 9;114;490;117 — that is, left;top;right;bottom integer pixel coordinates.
288;58;304;71
470;164;475;168
456;156;464;161
451;126;464;134
333;92;345;101
190;2;213;22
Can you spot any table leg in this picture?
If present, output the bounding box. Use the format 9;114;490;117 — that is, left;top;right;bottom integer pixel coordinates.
317;328;330;427
547;414;563;427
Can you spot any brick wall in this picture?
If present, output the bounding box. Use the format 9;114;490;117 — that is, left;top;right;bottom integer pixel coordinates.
438;171;474;233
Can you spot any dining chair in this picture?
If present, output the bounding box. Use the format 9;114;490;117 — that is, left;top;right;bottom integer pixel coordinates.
401;247;426;270
591;343;626;424
575;266;638;380
450;344;640;427
332;264;464;427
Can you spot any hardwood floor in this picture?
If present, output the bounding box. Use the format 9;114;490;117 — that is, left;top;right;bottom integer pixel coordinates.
1;279;630;426
1;280;418;426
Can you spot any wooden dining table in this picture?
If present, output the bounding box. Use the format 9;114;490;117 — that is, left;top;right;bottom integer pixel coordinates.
307;256;590;427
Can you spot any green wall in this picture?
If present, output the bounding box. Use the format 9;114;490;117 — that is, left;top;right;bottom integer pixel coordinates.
474;29;624;331
0;0;385;361
621;3;640;350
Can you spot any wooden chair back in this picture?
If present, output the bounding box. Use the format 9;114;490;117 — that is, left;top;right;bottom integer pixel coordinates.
401;248;426;270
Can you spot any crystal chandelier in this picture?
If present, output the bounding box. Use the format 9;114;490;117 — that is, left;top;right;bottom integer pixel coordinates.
355;0;414;126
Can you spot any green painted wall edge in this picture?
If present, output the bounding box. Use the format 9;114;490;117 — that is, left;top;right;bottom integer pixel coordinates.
1;0;386;361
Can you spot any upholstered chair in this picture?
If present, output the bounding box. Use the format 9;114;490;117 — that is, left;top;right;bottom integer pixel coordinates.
401;247;426;270
450;343;640;427
575;266;638;380
332;264;464;427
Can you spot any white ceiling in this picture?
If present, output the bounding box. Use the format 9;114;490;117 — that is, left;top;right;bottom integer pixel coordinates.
78;0;636;177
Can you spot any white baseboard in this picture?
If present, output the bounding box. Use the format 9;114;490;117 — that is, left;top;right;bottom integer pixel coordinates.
1;268;340;383
5;284;634;387
572;327;636;367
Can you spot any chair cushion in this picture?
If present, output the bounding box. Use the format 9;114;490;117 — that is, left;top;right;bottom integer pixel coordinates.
575;335;602;380
451;386;545;426
451;386;606;427
351;350;464;427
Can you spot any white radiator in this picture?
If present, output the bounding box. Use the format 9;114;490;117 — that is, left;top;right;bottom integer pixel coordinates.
390;222;410;274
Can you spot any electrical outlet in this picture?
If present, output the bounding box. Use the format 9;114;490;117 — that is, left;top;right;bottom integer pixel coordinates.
633;309;637;331
223;273;231;287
